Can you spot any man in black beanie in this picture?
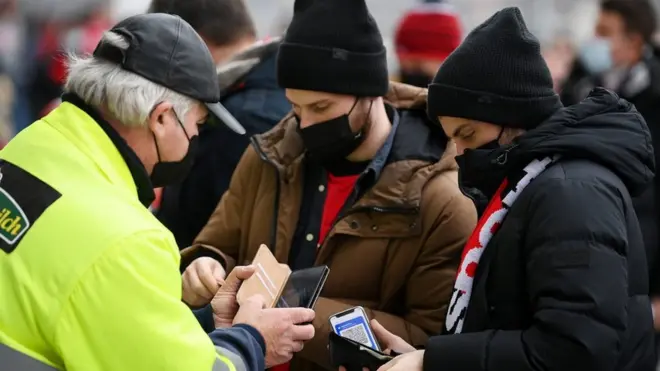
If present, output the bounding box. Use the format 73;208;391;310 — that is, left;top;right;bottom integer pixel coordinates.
178;0;477;369
376;7;656;371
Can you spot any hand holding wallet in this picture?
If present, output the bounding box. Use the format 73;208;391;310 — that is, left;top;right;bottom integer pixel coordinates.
329;332;400;371
236;245;329;309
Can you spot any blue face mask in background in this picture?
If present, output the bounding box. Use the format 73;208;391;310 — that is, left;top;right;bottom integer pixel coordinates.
578;38;614;75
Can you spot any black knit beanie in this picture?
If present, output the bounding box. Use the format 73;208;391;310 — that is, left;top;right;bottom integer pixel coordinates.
277;0;389;97
427;7;562;129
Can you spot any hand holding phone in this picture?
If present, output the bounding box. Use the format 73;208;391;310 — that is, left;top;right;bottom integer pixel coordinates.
329;306;380;351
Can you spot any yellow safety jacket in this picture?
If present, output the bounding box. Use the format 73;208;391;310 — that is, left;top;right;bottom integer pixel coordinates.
0;97;265;370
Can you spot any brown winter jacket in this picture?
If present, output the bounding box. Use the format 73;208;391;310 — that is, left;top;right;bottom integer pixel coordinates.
181;82;477;370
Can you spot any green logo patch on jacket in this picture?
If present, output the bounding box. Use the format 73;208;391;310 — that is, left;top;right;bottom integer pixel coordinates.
0;187;29;244
0;160;61;254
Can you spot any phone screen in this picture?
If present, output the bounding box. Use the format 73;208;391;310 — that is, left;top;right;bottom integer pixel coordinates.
330;307;380;351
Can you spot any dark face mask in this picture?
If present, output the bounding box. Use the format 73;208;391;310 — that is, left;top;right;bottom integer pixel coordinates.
400;70;433;88
297;98;371;165
150;113;199;187
455;128;508;202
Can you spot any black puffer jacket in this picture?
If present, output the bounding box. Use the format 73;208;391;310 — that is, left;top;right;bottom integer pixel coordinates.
424;88;656;371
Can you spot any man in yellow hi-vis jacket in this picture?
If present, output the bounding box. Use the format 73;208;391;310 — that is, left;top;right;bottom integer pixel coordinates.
0;13;315;371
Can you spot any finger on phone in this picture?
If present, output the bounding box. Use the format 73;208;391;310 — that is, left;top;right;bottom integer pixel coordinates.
371;319;391;340
291;323;315;341
371;319;384;332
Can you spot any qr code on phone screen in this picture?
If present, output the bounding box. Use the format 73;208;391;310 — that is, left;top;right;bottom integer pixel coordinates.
339;324;370;346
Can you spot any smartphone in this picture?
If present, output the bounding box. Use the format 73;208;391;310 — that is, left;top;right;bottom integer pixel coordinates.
276;265;330;310
329;306;380;351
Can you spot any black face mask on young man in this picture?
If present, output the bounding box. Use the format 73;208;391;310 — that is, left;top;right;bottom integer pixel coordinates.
455;127;508;201
297;98;372;166
150;112;199;187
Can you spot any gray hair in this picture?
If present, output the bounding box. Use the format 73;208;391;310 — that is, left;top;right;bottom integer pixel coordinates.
64;31;195;127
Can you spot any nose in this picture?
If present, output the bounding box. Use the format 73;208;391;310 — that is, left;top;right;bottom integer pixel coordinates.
298;116;313;129
188;123;199;137
454;141;466;155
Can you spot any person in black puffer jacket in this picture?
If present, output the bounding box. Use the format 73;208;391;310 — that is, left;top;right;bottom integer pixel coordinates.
374;7;656;371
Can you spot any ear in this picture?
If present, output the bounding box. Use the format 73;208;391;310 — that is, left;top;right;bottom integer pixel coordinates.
627;32;645;50
147;101;173;138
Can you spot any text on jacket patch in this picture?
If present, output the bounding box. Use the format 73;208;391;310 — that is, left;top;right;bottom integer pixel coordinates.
0;187;29;245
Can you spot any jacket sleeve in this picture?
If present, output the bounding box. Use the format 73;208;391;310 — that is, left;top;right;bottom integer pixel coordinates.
54;230;265;371
180;146;261;272
424;177;629;371
297;176;476;368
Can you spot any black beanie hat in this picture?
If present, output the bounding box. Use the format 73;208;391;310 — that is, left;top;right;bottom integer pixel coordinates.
277;0;389;97
427;7;562;129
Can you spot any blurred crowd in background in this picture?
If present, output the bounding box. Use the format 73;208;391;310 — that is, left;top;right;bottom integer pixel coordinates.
0;0;659;143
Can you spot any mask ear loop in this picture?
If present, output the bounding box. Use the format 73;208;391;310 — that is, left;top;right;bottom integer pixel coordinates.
172;110;192;141
347;97;360;116
495;126;505;142
353;98;374;141
149;103;193;163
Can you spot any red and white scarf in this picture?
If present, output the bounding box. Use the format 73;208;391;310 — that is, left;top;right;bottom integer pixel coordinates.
445;156;558;334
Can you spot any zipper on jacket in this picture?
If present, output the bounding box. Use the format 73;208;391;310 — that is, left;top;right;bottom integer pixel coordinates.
250;137;280;252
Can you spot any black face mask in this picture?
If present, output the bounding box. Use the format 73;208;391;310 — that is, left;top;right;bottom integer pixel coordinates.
400;71;433;88
150;113;199;188
297;98;371;166
455;128;508;202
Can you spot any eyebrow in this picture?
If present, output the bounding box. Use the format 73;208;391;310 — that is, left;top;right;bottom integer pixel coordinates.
287;98;331;107
452;123;471;138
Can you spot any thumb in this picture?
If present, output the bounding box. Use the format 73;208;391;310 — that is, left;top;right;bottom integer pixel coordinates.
218;266;254;295
233;265;256;281
371;319;395;344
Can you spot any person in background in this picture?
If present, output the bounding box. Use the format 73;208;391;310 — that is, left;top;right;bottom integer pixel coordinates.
542;35;577;91
560;0;660;336
393;0;462;88
26;0;111;120
149;0;291;248
180;0;477;370
0;14;316;370
371;7;656;371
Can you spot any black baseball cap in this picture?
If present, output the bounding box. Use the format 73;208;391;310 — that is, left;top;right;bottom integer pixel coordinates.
93;13;246;135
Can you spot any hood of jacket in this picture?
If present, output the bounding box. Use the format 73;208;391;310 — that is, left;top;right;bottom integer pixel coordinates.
482;88;654;197
251;82;456;209
217;37;281;96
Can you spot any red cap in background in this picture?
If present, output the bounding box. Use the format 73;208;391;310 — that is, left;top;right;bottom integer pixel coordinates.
394;0;462;61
